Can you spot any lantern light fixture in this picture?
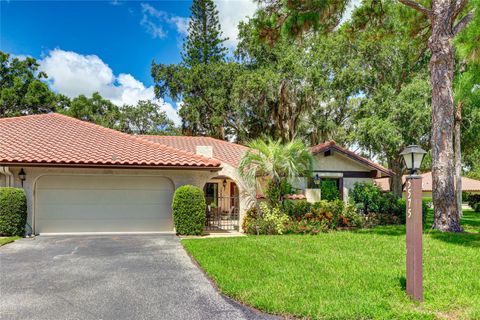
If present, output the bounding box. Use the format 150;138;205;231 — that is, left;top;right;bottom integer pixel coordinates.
400;145;427;175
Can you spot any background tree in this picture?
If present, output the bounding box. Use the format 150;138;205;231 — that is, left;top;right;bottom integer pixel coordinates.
453;0;480;212
120;100;176;135
0;52;58;117
152;0;234;139
347;0;432;197
64;92;120;129
182;0;227;67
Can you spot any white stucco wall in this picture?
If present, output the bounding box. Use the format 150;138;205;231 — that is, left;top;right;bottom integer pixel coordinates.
313;152;373;172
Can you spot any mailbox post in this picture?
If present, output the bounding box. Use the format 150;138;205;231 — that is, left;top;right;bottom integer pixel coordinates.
400;145;427;302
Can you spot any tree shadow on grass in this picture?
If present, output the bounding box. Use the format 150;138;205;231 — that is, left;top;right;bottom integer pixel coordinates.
460;211;480;231
427;230;480;248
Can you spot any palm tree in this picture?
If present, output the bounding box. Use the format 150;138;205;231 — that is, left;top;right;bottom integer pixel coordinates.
238;138;313;205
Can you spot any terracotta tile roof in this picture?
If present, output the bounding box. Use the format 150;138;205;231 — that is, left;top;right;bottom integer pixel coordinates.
138;135;249;167
375;172;480;193
0;113;221;168
311;141;392;176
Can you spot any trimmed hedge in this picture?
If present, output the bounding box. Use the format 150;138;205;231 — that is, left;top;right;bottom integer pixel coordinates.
0;187;27;236
172;185;206;235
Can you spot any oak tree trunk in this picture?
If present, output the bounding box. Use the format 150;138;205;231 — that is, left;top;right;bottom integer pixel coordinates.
429;1;462;232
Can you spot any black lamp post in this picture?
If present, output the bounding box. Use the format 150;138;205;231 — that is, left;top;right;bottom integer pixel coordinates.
400;145;426;302
18;168;26;188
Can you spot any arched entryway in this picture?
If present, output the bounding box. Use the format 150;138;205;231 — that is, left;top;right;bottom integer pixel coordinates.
203;176;240;231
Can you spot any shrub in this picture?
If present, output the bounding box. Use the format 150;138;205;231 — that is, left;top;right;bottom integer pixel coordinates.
172;185;206;235
320;179;340;201
285;199;364;234
242;203;289;235
397;198;429;225
350;182;408;224
283;200;311;219
468;194;480;212
0;187;27;236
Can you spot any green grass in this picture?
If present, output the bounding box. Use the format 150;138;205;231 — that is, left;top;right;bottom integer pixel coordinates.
0;236;20;246
183;210;480;319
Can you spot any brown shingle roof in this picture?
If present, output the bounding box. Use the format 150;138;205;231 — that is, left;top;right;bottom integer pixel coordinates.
375;172;480;192
138;135;249;167
311;141;393;176
0;113;220;168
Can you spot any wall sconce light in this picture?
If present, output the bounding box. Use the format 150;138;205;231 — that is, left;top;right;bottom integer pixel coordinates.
222;179;227;190
19;168;26;187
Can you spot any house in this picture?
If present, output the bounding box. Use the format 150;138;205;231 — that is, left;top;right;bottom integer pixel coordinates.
288;141;392;202
374;172;480;198
0;114;390;234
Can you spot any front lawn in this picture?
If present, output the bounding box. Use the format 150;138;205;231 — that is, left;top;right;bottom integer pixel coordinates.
0;236;20;246
182;211;480;319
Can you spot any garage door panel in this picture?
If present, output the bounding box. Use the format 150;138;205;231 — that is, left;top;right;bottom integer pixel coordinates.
35;175;174;233
36;204;168;219
37;190;171;206
36;218;173;233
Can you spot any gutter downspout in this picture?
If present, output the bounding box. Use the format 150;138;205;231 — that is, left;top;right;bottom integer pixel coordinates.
0;166;14;187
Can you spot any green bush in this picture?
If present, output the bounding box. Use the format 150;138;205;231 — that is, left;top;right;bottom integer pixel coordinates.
0;187;27;236
468;194;480;212
397;198;429;225
285;199;364;234
283;200;311;219
320;180;340;201
242;203;289;235
172;185;206;235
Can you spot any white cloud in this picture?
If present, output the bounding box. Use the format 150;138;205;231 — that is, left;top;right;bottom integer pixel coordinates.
214;0;258;48
140;3;189;38
40;49;181;126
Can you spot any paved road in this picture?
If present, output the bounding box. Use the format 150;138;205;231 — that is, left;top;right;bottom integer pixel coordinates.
0;235;275;320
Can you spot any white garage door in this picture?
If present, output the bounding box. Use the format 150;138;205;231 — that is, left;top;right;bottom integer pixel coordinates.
35;175;174;233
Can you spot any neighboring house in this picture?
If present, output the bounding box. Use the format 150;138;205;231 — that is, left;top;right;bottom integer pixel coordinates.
375;172;480;198
288;141;392;202
0;114;390;235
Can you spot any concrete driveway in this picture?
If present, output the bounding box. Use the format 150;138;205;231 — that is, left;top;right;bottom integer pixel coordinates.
0;235;275;320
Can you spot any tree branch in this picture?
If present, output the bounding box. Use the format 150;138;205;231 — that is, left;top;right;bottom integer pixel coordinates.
453;11;474;35
398;0;432;16
454;0;469;18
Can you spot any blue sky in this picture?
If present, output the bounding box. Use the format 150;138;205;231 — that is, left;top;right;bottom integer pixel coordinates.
0;0;258;123
1;1;196;85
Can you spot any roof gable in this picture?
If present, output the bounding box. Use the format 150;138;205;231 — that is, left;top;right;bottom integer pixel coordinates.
0;114;220;168
311;141;392;176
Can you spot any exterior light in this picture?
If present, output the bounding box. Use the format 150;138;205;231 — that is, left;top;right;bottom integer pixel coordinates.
222;179;227;190
400;145;427;175
313;173;321;186
19;168;26;187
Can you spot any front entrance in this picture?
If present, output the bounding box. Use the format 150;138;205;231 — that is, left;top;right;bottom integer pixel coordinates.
204;178;239;231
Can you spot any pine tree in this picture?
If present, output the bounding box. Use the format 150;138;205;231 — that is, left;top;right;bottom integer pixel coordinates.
182;0;228;67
